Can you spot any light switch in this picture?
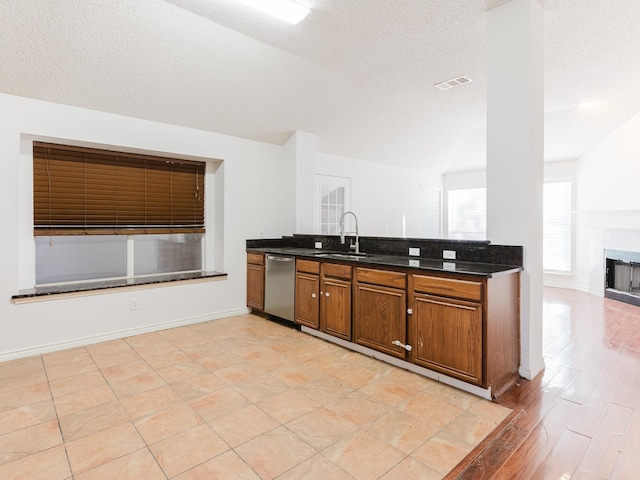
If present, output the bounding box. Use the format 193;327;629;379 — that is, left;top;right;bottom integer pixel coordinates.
443;250;456;260
409;247;420;256
315;242;322;249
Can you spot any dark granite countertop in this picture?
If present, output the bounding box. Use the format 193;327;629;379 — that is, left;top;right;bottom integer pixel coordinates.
247;247;521;277
12;270;227;301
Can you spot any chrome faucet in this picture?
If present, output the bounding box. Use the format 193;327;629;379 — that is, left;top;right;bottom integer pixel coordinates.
339;211;360;253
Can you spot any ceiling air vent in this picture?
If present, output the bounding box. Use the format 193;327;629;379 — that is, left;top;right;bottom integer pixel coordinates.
434;76;472;91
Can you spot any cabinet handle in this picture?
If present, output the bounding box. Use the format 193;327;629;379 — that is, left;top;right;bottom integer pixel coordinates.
407;308;413;315
326;292;330;297
311;293;316;298
392;340;412;351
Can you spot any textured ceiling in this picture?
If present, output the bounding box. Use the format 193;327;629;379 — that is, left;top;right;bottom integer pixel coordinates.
2;0;640;174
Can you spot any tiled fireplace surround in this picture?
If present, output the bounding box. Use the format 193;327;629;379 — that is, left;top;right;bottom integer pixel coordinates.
588;228;640;298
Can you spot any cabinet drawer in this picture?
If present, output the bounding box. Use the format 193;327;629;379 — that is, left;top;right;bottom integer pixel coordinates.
356;267;406;289
412;274;482;301
297;259;320;274
247;252;265;266
322;263;352;280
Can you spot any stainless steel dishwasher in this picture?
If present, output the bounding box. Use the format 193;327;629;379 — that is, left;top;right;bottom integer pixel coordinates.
264;254;295;323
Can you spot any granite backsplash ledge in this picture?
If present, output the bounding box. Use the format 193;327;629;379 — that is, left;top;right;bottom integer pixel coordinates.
246;234;523;267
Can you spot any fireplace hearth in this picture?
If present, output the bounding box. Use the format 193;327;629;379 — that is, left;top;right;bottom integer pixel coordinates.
605;249;640;307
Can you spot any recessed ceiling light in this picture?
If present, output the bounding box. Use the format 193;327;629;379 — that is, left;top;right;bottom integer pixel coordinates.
434;76;472;91
234;0;311;25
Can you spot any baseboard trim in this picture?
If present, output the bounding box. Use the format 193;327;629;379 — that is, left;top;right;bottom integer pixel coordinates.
518;358;546;380
543;281;589;293
0;307;250;363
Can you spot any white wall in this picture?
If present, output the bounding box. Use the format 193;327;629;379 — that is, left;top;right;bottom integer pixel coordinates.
0;94;444;361
285;131;316;234
0;93;290;361
574;111;640;296
314;152;441;238
577;112;640;214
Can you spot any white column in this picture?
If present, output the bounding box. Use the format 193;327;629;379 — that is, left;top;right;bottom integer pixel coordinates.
486;0;545;380
283;131;316;234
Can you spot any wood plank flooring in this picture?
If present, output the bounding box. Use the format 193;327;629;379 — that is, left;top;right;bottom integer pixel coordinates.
451;287;640;479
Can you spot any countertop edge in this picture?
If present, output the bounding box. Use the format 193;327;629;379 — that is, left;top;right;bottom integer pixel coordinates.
247;247;522;277
12;271;228;302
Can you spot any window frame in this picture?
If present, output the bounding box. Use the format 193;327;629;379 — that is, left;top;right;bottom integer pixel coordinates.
28;141;217;287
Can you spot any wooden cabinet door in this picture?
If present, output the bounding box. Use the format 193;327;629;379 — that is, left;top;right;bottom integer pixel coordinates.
354;283;406;358
295;272;320;329
411;293;482;385
246;263;265;311
321;277;351;340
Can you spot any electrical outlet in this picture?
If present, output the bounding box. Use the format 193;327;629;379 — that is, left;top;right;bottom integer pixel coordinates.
315;241;323;249
130;299;139;311
443;250;456;260
409;247;420;256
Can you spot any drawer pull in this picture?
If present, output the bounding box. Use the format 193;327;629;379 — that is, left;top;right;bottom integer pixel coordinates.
311;293;316;298
392;340;412;351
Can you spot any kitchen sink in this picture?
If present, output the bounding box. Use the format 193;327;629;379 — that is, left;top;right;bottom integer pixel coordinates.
314;252;369;260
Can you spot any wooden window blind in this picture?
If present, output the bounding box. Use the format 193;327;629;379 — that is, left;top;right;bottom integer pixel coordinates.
33;142;205;235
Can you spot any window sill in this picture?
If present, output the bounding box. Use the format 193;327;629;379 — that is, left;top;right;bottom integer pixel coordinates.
12;271;227;304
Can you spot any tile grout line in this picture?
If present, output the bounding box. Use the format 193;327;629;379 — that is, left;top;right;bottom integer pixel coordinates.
40;350;78;480
3;315;511;480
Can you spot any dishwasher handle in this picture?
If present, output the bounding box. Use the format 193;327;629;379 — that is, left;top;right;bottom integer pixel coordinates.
267;255;294;262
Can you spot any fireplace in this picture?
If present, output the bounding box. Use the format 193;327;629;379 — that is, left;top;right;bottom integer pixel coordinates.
605;249;640;307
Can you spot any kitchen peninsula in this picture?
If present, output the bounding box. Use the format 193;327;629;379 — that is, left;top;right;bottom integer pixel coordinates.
247;234;523;399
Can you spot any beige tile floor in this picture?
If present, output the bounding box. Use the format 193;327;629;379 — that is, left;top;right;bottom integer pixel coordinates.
0;314;511;480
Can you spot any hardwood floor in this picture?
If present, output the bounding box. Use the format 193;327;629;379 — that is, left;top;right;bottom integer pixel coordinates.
451;287;640;479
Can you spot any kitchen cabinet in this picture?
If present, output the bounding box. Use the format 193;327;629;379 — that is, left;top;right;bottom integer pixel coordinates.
295;259;320;329
249;247;521;397
246;252;265;311
295;260;352;340
354;267;407;359
321;263;352;340
408;273;519;395
411;296;483;385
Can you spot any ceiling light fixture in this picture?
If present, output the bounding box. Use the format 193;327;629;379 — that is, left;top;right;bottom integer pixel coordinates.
434;76;472;91
234;0;311;25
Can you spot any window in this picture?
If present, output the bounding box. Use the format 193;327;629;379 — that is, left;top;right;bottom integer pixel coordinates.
447;188;486;240
33;142;205;285
445;181;573;273
543;181;572;273
315;174;350;235
420;185;441;238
